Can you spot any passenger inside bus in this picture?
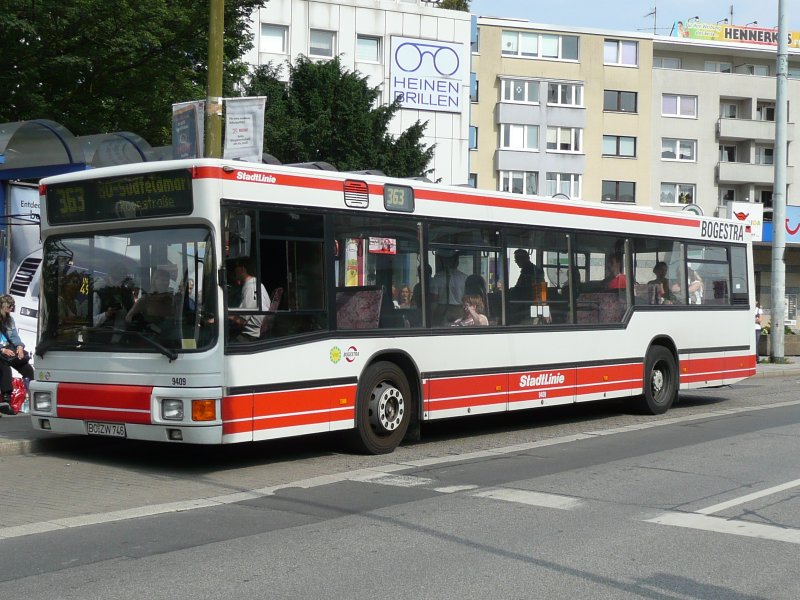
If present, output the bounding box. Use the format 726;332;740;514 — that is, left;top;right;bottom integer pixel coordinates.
58;271;89;327
452;294;489;327
93;263;136;329
431;252;468;325
227;259;270;342
606;253;627;289
125;269;178;332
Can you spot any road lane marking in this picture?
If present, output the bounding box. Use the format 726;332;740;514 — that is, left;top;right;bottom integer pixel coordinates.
473;488;582;510
645;512;800;545
3;398;800;541
696;478;800;515
434;485;479;494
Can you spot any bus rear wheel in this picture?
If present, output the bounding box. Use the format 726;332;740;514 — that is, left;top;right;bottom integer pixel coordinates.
350;361;412;454
636;346;677;415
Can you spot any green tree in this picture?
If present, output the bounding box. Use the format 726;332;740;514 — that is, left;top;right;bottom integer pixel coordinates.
438;0;470;11
244;56;434;178
0;0;267;145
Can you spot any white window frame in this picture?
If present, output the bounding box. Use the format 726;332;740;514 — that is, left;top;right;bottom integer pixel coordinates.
662;93;697;118
500;31;578;60
500;124;539;151
756;146;774;165
602;135;636;157
356;35;381;63
546;126;582;153
545;172;581;199
500;170;538;195
661;138;697;162
654;56;681;69
705;60;732;73
660;183;696;205
719;145;736;162
309;29;336;58
469;126;478;150
720;102;738;118
500;78;540;104
261;24;288;54
756;103;775;121
547;82;584;107
604;39;638;66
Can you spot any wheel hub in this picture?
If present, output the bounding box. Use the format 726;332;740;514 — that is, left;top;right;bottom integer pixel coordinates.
652;367;664;394
369;382;405;433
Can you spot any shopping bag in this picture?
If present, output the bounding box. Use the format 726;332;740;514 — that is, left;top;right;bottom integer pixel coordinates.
10;378;26;414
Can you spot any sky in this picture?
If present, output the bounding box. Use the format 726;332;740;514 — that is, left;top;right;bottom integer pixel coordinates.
468;1;798;35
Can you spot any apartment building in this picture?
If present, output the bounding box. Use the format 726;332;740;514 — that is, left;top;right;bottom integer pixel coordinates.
244;0;472;184
470;17;800;314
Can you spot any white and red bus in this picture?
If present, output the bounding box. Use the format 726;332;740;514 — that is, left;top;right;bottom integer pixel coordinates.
30;159;755;453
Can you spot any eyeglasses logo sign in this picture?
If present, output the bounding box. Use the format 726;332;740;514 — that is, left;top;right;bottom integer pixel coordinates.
390;36;464;114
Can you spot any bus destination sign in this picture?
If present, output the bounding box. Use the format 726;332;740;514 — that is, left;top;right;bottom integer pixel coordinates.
383;184;414;213
46;169;193;225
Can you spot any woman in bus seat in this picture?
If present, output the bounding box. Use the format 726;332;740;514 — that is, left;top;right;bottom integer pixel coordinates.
0;294;34;415
687;268;703;304
397;285;412;309
452;293;489;327
647;261;675;304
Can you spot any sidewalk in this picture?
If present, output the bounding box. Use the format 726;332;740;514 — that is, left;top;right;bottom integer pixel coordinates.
1;361;798;457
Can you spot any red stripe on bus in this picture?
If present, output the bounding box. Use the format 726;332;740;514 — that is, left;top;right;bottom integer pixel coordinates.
57;407;151;424
57;383;152;412
222;394;254;422
428;393;507;412
576;363;643;386
194;166;700;228
252;385;356;417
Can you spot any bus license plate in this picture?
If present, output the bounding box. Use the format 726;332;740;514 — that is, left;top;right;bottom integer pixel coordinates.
87;422;127;438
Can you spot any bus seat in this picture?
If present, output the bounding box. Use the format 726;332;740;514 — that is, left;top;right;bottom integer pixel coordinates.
260;287;284;337
335;287;383;329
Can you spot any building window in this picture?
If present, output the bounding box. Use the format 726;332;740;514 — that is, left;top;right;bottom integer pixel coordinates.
719;145;736;162
501;30;578;60
602;135;636;157
660;183;695;205
705;60;732;73
757;102;775;121
546;127;582;152
604;39;638;66
469;126;478;150
756;146;774;165
310;29;336;58
261;24;288;54
501;78;539;103
471;16;479;53
720;188;735;203
720;102;737;118
501;124;539;150
602;180;635;203
662;138;696;161
604;90;637;113
470;72;479;102
547;82;583;106
546;172;581;199
654;56;681;69
500;170;538;195
356;35;381;62
468;173;478;188
662;94;697;118
737;64;769;76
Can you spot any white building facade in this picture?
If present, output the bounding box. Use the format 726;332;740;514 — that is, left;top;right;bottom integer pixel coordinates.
245;0;472;184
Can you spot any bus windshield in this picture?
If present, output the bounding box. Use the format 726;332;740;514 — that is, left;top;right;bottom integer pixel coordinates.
38;226;216;356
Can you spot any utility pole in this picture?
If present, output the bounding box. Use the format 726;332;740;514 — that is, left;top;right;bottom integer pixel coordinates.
770;0;788;361
205;0;224;158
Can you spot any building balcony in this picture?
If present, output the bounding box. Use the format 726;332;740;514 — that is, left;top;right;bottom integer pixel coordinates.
717;161;794;185
717;118;794;142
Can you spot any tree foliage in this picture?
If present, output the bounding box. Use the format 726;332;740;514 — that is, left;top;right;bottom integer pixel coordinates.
437;0;470;11
0;0;267;145
243;57;434;178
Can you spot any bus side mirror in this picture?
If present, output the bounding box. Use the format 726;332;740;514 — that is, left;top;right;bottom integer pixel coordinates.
227;215;251;259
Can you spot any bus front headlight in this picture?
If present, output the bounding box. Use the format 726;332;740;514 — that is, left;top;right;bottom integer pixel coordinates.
161;399;184;421
33;392;52;412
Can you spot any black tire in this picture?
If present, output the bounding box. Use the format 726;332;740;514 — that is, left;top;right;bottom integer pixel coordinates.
350;361;413;454
636;346;677;415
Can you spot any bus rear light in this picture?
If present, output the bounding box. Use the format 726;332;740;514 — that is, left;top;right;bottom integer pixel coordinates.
162;399;184;421
192;399;216;421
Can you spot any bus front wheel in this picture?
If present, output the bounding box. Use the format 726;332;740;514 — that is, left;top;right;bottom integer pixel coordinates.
636;346;677;415
351;361;412;454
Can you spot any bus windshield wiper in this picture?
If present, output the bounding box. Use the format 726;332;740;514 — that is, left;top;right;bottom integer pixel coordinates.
99;327;179;362
38;327;179;362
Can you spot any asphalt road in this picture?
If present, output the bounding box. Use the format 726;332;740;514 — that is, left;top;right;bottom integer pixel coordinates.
1;376;799;599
